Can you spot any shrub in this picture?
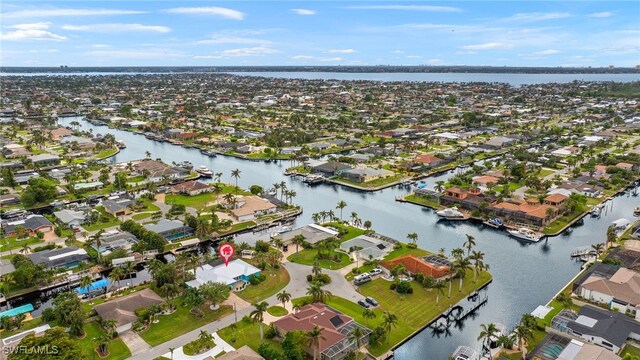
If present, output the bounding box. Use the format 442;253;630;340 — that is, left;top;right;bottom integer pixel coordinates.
242;315;251;323
395;280;413;294
313;273;331;285
54;227;62;237
406;243;417;249
41;308;56;322
389;283;397;290
264;324;278;339
306;274;313;282
258;342;283;360
394;243;403;250
255;240;270;253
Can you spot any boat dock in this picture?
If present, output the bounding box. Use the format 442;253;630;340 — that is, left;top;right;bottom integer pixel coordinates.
570;247;596;258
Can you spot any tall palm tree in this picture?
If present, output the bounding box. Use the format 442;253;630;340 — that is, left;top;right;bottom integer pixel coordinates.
20;243;31;254
362;308;376;325
469;250;486;283
406;233;418;246
277;290;291;309
212;183;223;205
455;256;473;292
591;242;605;255
306;282;332;303
349;325;367;360
215;172;223;184
110;267;125;290
477;323;498;356
513;323;534;351
292;234;306;255
250;301;269;341
433;280;446;306
382;311;398;343
88;229;105;261
307;326;326;360
124;261;135;285
463;234;476;256
79;275;93;293
336;200;347;221
230;169;241;194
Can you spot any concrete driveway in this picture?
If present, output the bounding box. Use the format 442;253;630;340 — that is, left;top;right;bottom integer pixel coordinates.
119;330;151;355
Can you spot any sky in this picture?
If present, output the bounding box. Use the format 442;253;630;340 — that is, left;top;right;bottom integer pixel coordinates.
1;1;639;67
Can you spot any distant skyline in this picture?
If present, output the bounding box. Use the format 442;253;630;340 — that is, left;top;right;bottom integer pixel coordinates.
1;1;639;67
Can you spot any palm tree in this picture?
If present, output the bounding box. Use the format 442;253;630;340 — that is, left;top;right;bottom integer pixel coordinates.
306;282;332;303
312;259;322;276
212;183;223;204
336;200;347;221
514;323;534;351
93;331;112;356
382;311;398;342
455;256;473;291
435;180;445;192
250;301;269;341
230;169;241;194
292;234;306;255
606;224;617;250
110;267;125;290
591;242;605;255
20;243;31;254
124;261;135;286
79;275;93;293
215;172;223;184
349;325;367;360
362;308;376;325
463;234;476;256
477;323;498;356
406;233;418;246
169;347;176;360
88;229;105;261
307;326;326;360
276;290;291;309
469;250;486;283
426;277;444;305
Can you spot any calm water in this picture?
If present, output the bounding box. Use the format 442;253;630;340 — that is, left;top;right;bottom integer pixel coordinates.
226;72;640;86
2;72;639;86
58;116;640;359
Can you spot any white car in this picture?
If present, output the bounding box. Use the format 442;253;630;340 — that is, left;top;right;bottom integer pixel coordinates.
369;268;383;276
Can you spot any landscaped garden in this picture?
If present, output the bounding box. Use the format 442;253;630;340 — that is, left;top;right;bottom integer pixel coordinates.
76;321;131;360
217;317;284;354
235;262;290;303
266;305;288;317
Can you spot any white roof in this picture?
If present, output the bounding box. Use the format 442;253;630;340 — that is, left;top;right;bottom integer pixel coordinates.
531;305;554;319
557;339;584;360
186;259;260;288
574;315;597;328
307;223;339;236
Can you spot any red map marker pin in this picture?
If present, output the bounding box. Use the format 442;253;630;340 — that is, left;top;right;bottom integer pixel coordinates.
219;242;235;267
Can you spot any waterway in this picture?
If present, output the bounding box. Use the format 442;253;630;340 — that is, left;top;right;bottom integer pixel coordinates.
56;116;640;359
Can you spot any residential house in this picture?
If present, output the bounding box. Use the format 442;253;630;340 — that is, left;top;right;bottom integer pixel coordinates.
577;267;640;317
312;161;352;176
273;303;370;360
102;197;136;217
472;175;501;191
488;198;558;227
273;224;339;247
59;135;95;149
28;154;60;167
2;144;31;158
225;195;277;222
0;194;20;207
133;159;181;182
215;346;264;360
73;181;104;191
53;209;87;227
27;246;89;269
94;288;165;333
186;259;261;291
98;231;138;254
412;154;445;170
440;187;497;211
340;234;393;261
46;127;73;141
2;215;54;236
341;167;394;183
381;254;451;279
171;180;211;196
484;136;517;149
144;219;193;241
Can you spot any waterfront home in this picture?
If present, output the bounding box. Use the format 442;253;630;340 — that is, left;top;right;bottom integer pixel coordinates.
341;167;394;183
144;219;193;241
170;180;211;196
94;288;165;333
102;197;136;217
215;346;263;360
381;254;451;279
273;223;339;247
551;305;640;354
528;334;621;360
27;153;60;167
272;303;370;360
340;234;393;261
59;135;95;149
2;214;54;236
577;267;640;316
133;159;182;182
98;231;138;254
472;175;501;191
312;161;352;176
27;246;89;269
186;259;260;291
543;193;569;208
73;181;103;191
225;195;277;222
53;209;87;226
483;136;517;149
411;154;445;171
440;187;497;211
488;198;558;227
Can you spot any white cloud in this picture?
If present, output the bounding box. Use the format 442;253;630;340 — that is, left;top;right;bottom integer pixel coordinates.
292;55;315;60
84;50;183;59
196;36;271;45
195;46;280;59
290;55;344;62
533;49;560;55
462;42;512;50
0;22;66;41
291;9;316;15
91;44;110;48
406;55;421;58
318;57;344;62
326;49;357;54
2;8;145;18
503;12;572;22
62;23;171;33
347;5;461;12
588;12;613;18
165;7;244;20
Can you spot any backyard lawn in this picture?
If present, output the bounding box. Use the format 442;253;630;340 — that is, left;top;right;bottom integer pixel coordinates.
0;236;44;252
76;321;131;360
218;221;256;236
323;222;366;242
333;174;404;189
622;344;640;358
267;305;288;317
166;186;252;210
217;318;284;354
235;264;290;303
287;248;352;270
132;213;153;221
404;194;439;209
83;207;120;231
139;298;233;346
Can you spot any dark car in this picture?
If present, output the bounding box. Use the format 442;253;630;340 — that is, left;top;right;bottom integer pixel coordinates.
357;299;370;308
365;297;378;307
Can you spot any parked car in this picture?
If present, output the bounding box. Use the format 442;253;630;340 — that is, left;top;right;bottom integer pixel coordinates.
369;268;382;276
354;273;372;286
357;299;370;308
365;297;379;307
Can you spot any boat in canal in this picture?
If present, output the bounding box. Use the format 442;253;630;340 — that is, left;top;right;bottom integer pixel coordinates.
304;174;325;184
196;165;213;177
451;346;480;360
436;207;466;220
200;149;217;157
507;228;543;242
482;218;504;229
634;207;640;216
116;140;126;148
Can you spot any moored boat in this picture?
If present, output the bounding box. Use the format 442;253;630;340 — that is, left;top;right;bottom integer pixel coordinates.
436;207;466;220
196;165;213;177
304;174;325;184
507;228;543;242
451;346;480;360
482;218;503;228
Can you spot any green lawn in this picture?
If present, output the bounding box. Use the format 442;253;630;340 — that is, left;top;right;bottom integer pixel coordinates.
0;236;44;252
334;174;404;189
218;221;256;236
235;264;290;303
322;222;366;242
622;344;640;358
95;148;119;159
543;207;587;235
538;168;555;178
138;298;233;346
383;245;430;261
267;305;288;317
218;318;284;354
166;186;251;210
287;249;352;270
404;194;439;209
76;321;131;360
132;213;153;221
343;270;491;356
83;206;121;231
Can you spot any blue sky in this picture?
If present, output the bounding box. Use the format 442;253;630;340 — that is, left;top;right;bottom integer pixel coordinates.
1;1;639;67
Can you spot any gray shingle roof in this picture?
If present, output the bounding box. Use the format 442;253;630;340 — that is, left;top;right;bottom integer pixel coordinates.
567;305;640;348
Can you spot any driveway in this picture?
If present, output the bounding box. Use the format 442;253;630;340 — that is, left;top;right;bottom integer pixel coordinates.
119;330;151;355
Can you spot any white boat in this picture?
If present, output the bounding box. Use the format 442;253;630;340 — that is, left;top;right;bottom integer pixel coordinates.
278;226;293;234
436;207;466;220
634;207;640;216
196;166;213;177
507;228;543;242
451;346;479;360
116;140;126;148
304;174;325;184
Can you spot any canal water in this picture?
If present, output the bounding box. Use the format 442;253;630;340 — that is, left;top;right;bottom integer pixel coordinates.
56;116;640;359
